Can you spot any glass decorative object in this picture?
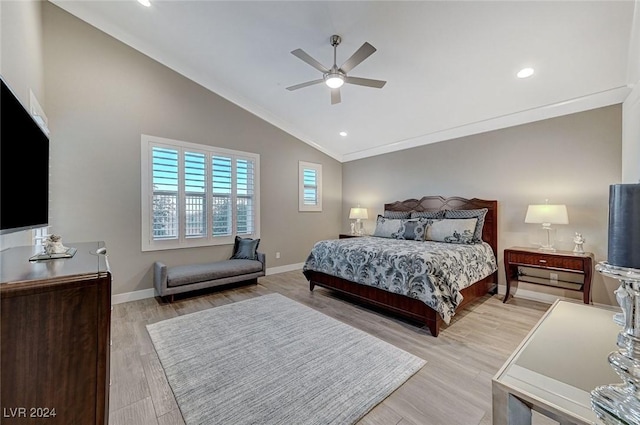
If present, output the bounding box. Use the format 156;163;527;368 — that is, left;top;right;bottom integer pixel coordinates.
590;262;640;425
591;184;640;424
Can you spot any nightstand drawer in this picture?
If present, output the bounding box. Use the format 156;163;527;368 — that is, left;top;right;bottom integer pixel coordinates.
506;251;585;272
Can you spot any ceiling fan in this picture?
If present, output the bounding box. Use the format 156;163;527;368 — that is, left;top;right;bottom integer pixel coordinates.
286;35;386;105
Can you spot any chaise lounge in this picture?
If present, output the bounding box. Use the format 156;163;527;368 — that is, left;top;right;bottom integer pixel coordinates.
154;253;266;302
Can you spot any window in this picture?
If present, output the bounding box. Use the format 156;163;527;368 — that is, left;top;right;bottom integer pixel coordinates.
141;135;259;251
299;161;322;212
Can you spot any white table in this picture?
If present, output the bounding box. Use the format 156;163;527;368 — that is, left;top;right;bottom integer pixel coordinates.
492;300;621;425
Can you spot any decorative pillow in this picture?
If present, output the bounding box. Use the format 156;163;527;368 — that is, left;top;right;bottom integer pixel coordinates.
383;210;412;219
373;216;428;240
443;208;488;243
373;215;403;238
230;236;260;260
425;218;478;244
410;210;445;219
392;218;428;241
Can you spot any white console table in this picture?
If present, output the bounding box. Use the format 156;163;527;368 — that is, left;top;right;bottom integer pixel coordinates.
492;300;621;425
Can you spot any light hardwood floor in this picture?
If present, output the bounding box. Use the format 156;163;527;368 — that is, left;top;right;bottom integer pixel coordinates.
108;270;551;425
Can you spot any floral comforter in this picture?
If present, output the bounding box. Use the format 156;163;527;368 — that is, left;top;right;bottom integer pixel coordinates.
302;236;497;324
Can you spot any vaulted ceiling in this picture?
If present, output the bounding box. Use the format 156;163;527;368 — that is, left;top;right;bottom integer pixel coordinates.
51;1;636;162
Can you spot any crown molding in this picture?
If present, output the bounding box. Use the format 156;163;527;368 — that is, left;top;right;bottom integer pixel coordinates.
342;86;631;163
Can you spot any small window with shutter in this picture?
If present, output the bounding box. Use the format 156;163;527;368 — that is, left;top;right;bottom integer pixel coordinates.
299;161;322;212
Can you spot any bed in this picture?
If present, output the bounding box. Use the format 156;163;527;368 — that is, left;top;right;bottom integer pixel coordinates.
302;196;498;336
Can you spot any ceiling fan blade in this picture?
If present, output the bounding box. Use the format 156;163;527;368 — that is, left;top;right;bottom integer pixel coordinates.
345;76;387;89
331;88;341;105
340;42;376;73
286;79;324;91
291;49;329;73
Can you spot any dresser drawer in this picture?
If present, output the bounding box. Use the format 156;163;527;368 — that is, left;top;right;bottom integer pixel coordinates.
506;251;585;272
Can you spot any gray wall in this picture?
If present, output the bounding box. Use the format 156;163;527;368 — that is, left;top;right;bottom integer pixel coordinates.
623;2;640;183
0;0;46;249
342;105;622;305
42;3;342;295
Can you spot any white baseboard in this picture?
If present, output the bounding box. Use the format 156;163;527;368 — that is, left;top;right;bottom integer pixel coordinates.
112;288;156;305
111;263;305;304
266;262;303;276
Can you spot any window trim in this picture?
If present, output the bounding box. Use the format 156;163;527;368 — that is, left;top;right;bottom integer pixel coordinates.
298;161;322;212
141;134;260;251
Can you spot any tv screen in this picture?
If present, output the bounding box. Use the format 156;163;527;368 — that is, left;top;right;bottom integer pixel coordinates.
0;77;50;235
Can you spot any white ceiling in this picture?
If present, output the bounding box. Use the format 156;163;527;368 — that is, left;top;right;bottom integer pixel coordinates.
51;1;636;162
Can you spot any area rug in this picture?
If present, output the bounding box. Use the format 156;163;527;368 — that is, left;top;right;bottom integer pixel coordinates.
146;293;426;425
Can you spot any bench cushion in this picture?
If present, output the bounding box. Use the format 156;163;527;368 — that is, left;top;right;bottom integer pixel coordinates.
167;259;263;288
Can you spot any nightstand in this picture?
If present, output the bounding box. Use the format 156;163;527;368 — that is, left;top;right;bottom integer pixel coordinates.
503;246;595;304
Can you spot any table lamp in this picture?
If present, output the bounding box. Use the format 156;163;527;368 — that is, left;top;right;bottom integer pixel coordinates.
349;206;368;236
524;203;568;251
591;183;640;425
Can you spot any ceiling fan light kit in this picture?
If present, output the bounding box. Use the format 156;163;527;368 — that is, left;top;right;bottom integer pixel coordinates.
287;34;386;104
324;73;344;89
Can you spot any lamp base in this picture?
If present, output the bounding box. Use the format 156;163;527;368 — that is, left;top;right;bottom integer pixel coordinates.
531;227;558;252
538;244;557;252
592;381;640;425
590;262;640;425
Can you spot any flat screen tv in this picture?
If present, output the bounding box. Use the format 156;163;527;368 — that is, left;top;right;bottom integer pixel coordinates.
0;76;50;235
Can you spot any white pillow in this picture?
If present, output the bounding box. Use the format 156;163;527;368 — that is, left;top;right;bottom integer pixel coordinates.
372;215;403;238
373;216;427;240
426;218;478;244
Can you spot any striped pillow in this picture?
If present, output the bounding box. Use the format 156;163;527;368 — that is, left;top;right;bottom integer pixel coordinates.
410;210;444;219
383;210;411;219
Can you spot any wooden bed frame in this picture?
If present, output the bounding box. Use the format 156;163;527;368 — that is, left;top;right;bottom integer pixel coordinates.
303;196;498;337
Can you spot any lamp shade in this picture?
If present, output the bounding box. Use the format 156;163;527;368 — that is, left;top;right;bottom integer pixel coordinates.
607;184;640;269
349;207;368;220
524;204;568;225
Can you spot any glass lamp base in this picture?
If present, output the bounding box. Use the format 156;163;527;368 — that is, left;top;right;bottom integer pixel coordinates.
591;383;640;425
590;262;640;425
530;227;558;252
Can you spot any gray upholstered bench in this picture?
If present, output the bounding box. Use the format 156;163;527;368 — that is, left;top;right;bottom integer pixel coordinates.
154;252;266;302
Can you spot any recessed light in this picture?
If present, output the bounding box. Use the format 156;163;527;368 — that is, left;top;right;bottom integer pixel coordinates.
339;131;348;137
138;0;151;7
517;67;535;79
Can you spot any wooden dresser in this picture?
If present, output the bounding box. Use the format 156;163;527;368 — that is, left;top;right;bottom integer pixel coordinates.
0;241;111;425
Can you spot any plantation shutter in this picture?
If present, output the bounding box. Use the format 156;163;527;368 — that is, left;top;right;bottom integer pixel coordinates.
184;151;206;238
212;155;232;236
152;147;179;240
303;168;318;206
299;161;322;212
236;158;255;235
